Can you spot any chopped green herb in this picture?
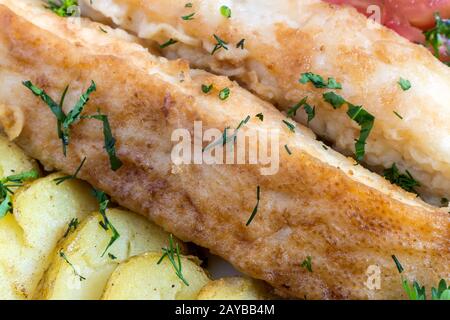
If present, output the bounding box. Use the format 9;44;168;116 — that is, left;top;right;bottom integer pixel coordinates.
347;104;374;162
47;0;78;17
220;5;231;18
323;92;346;109
441;197;449;207
403;279;426;300
201;84;213;94
284;145;292;155
246;186;260;226
23;81;96;156
323;92;374;160
287;97;316;124
0;169;39;218
219;87;230;100
301;256;313;272
59;250;85;281
255;113;264;121
5;170;39;183
322;144;329;150
282;120;296;133
300;72;342;89
54;157;87;185
62;80;96;139
158;234;189;286
63;218;79;238
303;104;315;124
0;194;11;219
287;97;307;118
22;81;67;155
99;26;108;33
181;12;195;20
92;189;120;256
108;253;117;260
398;78;412;91
185;2;193;7
203;116;250;152
391;255;404;273
236;39;245;49
393;111;403;119
392;255;450;300
82;113;122;171
211;34;228;55
384;163;420;194
431;279;450;300
160;38;178;49
424;13;450;59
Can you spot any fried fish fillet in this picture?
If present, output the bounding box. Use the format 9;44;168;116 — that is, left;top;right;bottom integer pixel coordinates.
80;0;450;204
0;0;448;299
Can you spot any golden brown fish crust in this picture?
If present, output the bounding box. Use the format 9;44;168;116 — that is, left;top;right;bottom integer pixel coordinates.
0;0;448;299
81;0;450;204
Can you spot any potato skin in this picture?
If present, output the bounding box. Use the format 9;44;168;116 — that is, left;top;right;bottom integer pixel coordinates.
102;252;210;300
197;277;272;300
0;0;448;300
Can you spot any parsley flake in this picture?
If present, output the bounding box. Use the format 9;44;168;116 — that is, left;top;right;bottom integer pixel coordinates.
54;157;86;185
398;78;411;91
246;186;260;226
282;120;296;133
301;256;313;272
220;5;231;18
47;0;78;17
23;81;96;156
384;163;420;194
287;97;316;124
219;87;230;100
202;84;213;94
82;113;122;171
181;12;195;20
158;234;189;286
236;39;245;49
92;189;120;256
59;250;86;281
63;218;79;238
300;72;342;89
0;169;39;218
284;145;292;155
424;13;450;60
160;38;178;49
211;34;228;55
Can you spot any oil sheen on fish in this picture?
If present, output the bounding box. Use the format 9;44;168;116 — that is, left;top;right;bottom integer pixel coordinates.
0;0;448;299
80;0;450;205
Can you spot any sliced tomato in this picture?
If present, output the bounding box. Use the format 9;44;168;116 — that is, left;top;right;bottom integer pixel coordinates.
325;0;450;41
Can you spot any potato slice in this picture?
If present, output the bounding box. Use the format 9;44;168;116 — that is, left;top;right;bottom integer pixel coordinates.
197;277;272;300
38;208;184;300
102;252;210;300
0;135;38;179
0;173;97;299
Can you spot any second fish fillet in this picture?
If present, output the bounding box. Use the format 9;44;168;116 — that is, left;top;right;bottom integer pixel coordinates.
0;0;449;299
81;0;450;204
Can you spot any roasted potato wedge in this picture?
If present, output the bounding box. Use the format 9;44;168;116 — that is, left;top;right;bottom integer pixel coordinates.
38;208;184;300
0;135;38;179
102;252;210;300
197;277;272;300
0;173;97;299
